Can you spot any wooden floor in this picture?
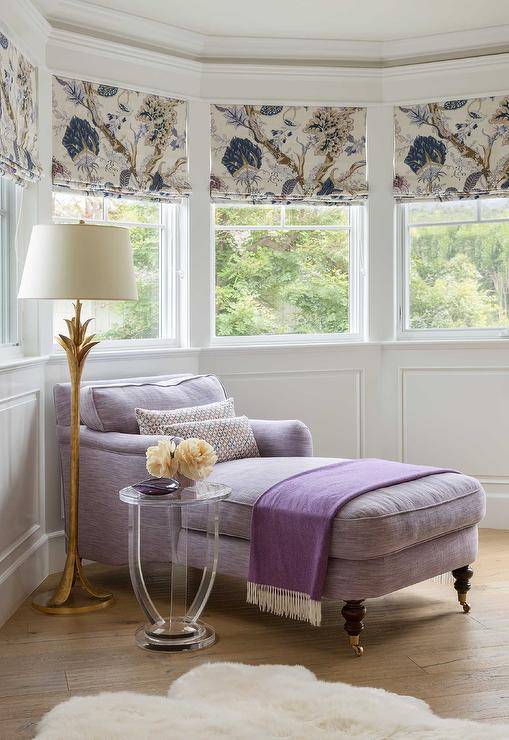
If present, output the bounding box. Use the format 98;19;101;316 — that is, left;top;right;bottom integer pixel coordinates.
1;529;508;737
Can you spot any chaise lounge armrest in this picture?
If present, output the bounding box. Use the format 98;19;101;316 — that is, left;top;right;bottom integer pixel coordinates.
58;419;313;458
248;419;313;457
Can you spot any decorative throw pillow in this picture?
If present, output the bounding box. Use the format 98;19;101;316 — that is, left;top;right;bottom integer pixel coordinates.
163;416;260;463
135;398;235;435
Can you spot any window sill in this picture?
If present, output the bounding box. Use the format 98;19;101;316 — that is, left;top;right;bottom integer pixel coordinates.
384;337;509;350
0;352;49;374
48;345;199;366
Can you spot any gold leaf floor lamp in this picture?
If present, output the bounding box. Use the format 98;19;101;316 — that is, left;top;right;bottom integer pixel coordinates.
19;222;138;614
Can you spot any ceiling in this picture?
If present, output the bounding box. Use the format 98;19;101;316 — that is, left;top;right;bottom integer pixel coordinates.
33;0;509;65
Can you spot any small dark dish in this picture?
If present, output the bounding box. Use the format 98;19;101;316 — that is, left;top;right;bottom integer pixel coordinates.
132;478;180;496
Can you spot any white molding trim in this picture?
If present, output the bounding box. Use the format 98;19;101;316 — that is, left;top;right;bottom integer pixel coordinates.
219;368;365;458
47;346;200;366
0;532;48;627
398;366;509;530
399;366;509;473
0;528;66;628
0;523;40;568
15;0;51;39
45;27;509;107
0;354;49;374
48;27;202;86
38;0;509;68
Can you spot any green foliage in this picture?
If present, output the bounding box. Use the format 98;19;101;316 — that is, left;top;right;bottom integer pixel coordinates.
409;221;509;329
215;222;349;336
98;223;160;340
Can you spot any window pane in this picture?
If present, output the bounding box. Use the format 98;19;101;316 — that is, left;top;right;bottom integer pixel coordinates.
285;205;348;226
408;201;477;224
53;193;166;342
215;228;349;336
480;198;509;221
54;226;160;340
52;192;103;221
215;205;281;226
408;222;509;329
107;198;160;224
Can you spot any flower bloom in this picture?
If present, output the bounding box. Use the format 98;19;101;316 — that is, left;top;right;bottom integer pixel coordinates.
175;438;217;481
146;439;178;478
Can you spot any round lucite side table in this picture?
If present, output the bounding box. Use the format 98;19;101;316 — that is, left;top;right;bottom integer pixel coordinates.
119;481;231;652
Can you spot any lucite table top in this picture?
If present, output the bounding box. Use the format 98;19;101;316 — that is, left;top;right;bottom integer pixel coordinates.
119;480;231;508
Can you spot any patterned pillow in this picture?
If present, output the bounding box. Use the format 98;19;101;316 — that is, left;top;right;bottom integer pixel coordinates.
135;398;235;435
163;416;260;463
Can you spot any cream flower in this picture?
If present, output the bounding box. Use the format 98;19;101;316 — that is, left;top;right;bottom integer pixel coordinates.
175;438;217;481
146;439;179;478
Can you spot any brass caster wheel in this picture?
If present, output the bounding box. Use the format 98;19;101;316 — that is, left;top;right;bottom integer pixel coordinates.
349;635;363;657
462;602;471;614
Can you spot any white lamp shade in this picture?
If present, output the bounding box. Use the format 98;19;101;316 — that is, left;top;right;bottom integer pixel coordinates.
18;223;138;300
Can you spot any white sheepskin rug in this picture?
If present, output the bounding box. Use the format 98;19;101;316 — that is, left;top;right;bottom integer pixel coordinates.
36;662;508;739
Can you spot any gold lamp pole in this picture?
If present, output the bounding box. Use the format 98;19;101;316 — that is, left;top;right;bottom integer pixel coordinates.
19;223;138;615
33;300;113;614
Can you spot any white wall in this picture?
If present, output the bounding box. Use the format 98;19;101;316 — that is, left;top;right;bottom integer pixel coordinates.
1;3;509;625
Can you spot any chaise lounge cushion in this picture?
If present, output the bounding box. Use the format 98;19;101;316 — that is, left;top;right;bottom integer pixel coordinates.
79;374;227;433
186;457;485;560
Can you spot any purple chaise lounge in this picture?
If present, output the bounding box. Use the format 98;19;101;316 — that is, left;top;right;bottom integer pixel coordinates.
54;373;485;654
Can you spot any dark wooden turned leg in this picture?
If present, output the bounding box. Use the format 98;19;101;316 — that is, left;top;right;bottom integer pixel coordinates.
452;565;473;613
341;600;366;657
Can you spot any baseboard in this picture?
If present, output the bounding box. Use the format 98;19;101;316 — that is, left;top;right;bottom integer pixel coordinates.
47;529;66;572
0;533;49;627
0;529;67;628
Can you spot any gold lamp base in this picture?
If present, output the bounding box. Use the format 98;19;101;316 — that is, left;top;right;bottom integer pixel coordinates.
32;589;113;615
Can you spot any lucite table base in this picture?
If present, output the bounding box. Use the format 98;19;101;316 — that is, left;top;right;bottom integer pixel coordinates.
135;618;215;652
121;482;230;653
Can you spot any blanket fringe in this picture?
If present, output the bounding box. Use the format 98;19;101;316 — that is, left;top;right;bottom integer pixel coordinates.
247;582;321;626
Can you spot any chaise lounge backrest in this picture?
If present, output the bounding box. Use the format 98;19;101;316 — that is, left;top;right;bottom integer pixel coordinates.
54;373;227;432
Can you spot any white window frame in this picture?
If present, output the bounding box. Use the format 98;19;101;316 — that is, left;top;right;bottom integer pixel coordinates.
52;194;188;351
210;203;366;346
0;178;19;348
397;200;509;340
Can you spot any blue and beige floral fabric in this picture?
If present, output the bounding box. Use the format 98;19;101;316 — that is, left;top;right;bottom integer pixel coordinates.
52;76;190;201
394;96;509;201
0;30;41;187
210;104;367;204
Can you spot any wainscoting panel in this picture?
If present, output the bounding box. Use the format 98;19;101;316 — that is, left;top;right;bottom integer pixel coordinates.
401;368;509;477
0;391;40;565
221;369;364;458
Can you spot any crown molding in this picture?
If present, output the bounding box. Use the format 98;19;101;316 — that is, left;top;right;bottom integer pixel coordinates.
36;0;509;68
0;0;51;64
47;28;203;95
45;25;509;107
15;0;52;39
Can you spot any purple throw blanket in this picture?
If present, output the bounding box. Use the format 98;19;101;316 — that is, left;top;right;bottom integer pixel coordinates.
247;458;454;625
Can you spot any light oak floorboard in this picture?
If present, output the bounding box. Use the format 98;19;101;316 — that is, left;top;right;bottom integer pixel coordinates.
0;529;508;736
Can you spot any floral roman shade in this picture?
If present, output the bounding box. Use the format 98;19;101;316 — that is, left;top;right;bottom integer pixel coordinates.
394;96;509;201
0;30;42;187
52;76;190;201
210;104;367;204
